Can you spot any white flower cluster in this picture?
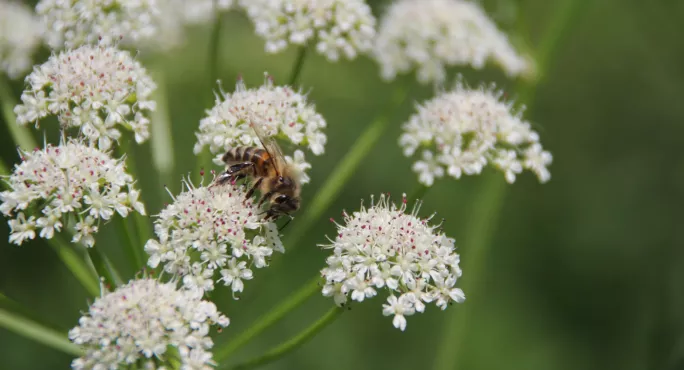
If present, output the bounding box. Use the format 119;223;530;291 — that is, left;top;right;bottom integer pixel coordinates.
145;179;283;296
374;0;530;84
195;75;326;184
240;0;376;61
37;0;160;49
399;82;552;186
14;45;156;150
69;279;230;370
320;194;465;331
0;139;145;247
0;1;43;79
37;0;235;50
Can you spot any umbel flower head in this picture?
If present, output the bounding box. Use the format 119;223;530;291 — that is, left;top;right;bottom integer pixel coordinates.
239;0;376;61
0;1;43;79
194;74;326;184
374;0;530;84
320;194;465;331
145;179;283;296
69;278;230;370
37;0;234;50
399;81;552;186
14;44;156;150
37;0;160;49
0;139;145;247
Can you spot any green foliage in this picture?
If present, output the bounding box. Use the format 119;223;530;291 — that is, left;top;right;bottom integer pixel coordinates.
0;1;682;369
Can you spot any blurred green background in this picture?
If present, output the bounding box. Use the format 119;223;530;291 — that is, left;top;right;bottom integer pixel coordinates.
1;0;682;369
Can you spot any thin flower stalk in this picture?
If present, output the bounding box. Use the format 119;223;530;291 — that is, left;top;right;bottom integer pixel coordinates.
0;74;36;151
433;1;589;368
0;305;81;356
227;307;343;370
214;276;320;362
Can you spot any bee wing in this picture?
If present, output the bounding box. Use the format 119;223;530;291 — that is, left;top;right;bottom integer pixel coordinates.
250;122;287;175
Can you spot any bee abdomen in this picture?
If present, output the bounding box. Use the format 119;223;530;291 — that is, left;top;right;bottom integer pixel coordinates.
222;146;269;164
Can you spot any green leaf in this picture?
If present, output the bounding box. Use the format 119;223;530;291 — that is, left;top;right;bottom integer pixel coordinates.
0;305;81;356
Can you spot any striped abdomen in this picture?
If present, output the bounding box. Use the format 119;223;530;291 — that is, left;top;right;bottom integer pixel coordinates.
222;146;274;177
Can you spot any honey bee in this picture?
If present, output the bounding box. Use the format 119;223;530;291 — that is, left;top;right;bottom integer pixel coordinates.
215;123;301;221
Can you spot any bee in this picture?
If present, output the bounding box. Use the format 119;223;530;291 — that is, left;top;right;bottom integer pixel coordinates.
215;123;301;221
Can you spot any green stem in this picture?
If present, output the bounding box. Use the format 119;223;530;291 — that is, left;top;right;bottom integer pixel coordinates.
433;173;506;370
0;74;37;150
86;248;118;289
288;47;308;86
0;158;9;177
115;142;151;256
0;305;81;356
0;292;68;333
134;213;152;255
433;1;589;369
285;86;409;251
226;307;343;370
195;2;224;185
208;0;223;94
46;237;100;297
117;216;143;272
214;276;321;362
149;69;175;183
408;184;429;202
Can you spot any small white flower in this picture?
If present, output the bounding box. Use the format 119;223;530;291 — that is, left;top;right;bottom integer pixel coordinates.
382;295;415;331
220;257;253;294
195;74;326;182
374;0;531;84
320;194;465;330
285;150;312;184
399;81;552;185
145;178;283;296
69;279;229;370
0;139;144;247
72;216;98;248
431;275;465;310
0;1;43;79
7;213;36;246
322;282;348;306
183;263;216;294
348;275;376;302
14;45;156;150
412;151;444;187
239;0;376;61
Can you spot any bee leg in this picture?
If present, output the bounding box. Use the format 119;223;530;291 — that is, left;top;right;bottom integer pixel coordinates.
264;209;279;221
258;191;275;207
228;162;255;175
244;177;263;202
278;216;293;231
215;162;256;186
